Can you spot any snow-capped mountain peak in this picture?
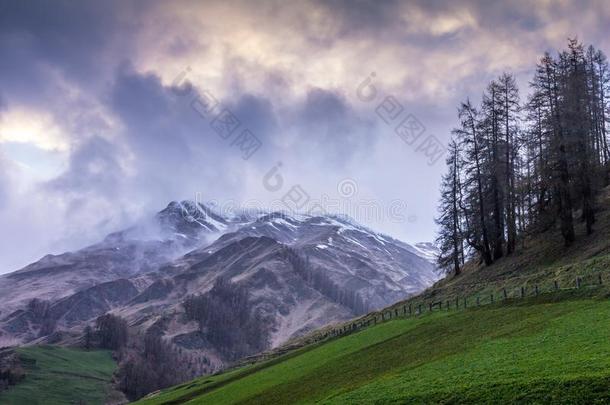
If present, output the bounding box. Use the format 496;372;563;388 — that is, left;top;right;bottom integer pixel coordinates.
0;198;442;370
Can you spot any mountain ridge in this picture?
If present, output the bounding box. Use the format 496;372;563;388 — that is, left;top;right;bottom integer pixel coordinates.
0;199;440;376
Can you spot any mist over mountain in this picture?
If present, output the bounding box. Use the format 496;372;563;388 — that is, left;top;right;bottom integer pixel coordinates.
0;200;439;371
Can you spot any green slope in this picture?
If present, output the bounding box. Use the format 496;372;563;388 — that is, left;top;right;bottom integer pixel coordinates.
136;291;610;404
0;345;118;405
136;188;610;404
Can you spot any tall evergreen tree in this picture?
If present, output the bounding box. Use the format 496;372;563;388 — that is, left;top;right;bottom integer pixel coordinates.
454;100;493;265
437;40;610;269
435;141;464;275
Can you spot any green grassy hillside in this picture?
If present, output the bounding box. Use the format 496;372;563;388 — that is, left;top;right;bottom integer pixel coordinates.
0;345;118;405
276;186;610;351
134;188;610;404
136;288;610;404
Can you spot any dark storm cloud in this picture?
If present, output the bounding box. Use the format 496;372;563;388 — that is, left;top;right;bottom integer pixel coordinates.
302;88;348;123
110;66;227;161
310;0;404;42
2;0;610;273
0;0;135;153
0;31;57;106
104;65;259;205
312;0;606;50
0;0;130;82
291;87;376;166
111;66;172;124
228;94;279;143
109;64;193;169
316;0;508;34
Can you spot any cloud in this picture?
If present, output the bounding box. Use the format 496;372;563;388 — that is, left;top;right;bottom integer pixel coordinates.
46;136;124;197
1;0;610;273
0;0;133;84
107;65;249;201
0;153;11;210
0;108;70;151
229;94;279;142
289;87;377;165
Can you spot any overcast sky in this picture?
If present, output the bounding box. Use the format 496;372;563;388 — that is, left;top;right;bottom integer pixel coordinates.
1;0;610;273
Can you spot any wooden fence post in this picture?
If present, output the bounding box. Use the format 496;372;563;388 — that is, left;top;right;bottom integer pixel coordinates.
476;296;480;306
418;304;422;315
447;300;450;310
535;285;539;296
554;280;559;291
576;277;581;289
490;293;494;303
503;288;507;299
429;302;433;312
599;274;603;285
521;286;525;298
455;296;459;309
463;297;467;308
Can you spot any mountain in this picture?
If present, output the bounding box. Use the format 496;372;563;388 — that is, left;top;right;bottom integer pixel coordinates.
0;201;229;319
131;186;610;404
0;200;440;371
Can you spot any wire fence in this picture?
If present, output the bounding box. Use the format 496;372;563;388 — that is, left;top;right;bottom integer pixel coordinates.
316;273;607;341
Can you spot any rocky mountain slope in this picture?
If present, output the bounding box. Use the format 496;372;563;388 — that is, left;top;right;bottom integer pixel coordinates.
0;200;440;369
